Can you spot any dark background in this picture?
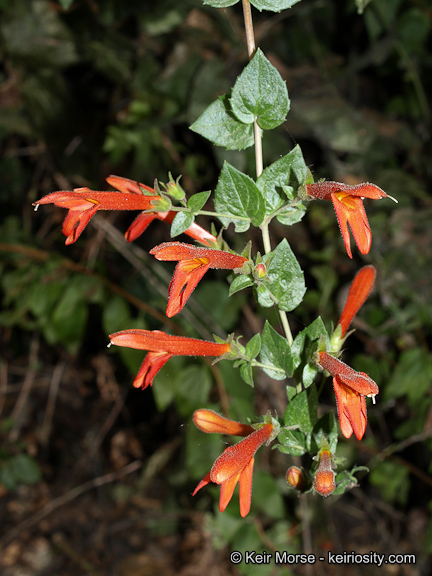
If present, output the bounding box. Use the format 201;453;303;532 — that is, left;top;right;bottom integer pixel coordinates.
0;0;431;574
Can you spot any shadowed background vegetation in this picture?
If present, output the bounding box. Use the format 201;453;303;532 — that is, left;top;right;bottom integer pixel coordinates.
0;0;431;574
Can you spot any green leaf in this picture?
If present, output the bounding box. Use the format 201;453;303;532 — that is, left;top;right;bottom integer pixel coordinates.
229;275;254;296
310;412;338;454
174;365;212;417
257;145;307;214
102;295;131;335
230;49;289;130
250;0;301;12
284;386;318;434
384;348;432;406
277;429;307;456
187;190;211;212
276;204;306;225
190;94;254;151
304;316;329;342
252;471;285;519
259;321;292;380
245;333;261;360
258;239;306;311
214;162;265;232
170;211;195;237
369;461;410;505
203;0;239;6
240;362;254;387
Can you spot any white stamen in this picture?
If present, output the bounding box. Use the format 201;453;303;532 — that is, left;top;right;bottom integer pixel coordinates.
107;342;112;348
387;194;398;203
34;204;39;212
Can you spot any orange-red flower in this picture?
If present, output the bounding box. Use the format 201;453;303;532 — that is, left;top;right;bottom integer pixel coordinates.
337;265;376;338
307;181;388;258
192;412;274;517
313;440;336;497
34;176;157;245
109;330;231;389
34;174;217;247
318;351;378;440
286;466;307;491
150;242;248;317
193;409;254;436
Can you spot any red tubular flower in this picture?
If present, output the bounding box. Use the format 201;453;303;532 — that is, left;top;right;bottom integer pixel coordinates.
307;181;388;258
150;242;248;317
109;330;231;390
193;409;254;436
34;186;156;245
192;422;274;517
338;265;376;338
318;351;379;440
125;211;218;247
106;176;217;247
313;441;336;497
35;174;217;247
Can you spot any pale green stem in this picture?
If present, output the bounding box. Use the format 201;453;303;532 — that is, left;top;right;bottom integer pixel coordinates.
242;0;293;347
242;0;263;179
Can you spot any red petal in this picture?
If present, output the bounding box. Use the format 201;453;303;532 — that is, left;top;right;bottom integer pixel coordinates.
338;265;376;337
150;242;247;269
109;329;230;357
331;192;371;258
106;175;154;195
166;258;210;317
125;212;158;242
63;205;99;245
210;424;273;484
219;471;241;512
133;352;172;389
333;376;368;440
192;472;211;496
239;457;254;517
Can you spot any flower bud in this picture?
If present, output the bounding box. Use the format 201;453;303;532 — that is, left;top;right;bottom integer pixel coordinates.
193;409;253;436
164;173;185;201
313;441;336;497
286;466;306;491
254;262;267;279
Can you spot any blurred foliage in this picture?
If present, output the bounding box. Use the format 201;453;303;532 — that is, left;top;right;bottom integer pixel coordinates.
0;0;431;566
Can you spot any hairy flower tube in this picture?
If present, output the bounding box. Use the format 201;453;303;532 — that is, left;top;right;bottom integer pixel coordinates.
34;174;217;247
313;439;336;497
34;185;157;245
192;417;275;517
109;330;231;389
331;265;376;352
318;351;379;440
307;181;388;258
150;242;248;317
